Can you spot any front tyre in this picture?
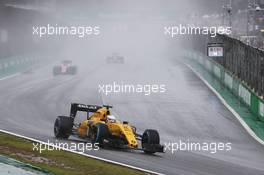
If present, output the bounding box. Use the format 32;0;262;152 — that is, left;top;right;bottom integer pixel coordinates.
142;129;160;154
54;116;73;139
91;123;109;147
53;66;61;76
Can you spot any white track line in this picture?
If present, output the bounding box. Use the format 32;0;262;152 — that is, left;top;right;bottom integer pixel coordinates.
0;73;21;81
0;129;164;175
186;64;264;146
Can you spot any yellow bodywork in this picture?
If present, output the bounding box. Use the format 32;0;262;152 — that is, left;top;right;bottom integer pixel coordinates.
76;107;138;148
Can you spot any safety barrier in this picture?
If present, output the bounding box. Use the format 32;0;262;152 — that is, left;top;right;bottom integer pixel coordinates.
185;51;264;122
0;54;50;78
208;34;264;97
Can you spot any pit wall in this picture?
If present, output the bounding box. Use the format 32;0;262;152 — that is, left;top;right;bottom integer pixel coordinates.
185;51;264;123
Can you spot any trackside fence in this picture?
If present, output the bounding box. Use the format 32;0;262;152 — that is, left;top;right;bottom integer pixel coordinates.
208;34;264;97
185;50;264;122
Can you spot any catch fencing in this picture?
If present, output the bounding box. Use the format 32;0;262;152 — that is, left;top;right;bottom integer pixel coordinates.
185;50;264;122
208;34;264;97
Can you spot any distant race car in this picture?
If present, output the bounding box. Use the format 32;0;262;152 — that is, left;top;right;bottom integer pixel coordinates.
54;103;164;154
53;60;77;76
106;53;124;64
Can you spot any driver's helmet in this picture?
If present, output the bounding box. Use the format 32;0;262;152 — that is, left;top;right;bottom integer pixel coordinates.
107;115;116;123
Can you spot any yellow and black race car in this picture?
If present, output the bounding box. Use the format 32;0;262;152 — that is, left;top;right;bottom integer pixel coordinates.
54;103;164;154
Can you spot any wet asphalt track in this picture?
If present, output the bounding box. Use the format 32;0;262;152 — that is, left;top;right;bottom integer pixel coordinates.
0;56;264;175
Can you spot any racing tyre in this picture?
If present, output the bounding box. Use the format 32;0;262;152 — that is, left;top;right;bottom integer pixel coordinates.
68;66;77;75
91;123;109;147
54;116;73;139
142;129;160;154
53;66;61;76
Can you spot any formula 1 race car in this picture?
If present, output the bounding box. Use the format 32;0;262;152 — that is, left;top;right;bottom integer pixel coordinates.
53;60;77;76
54;103;164;154
106;53;124;64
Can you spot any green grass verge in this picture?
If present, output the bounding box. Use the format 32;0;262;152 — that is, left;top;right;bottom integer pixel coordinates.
0;132;146;175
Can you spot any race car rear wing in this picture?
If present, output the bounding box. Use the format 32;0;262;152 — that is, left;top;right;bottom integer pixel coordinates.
70;103;113;118
70;103;102;118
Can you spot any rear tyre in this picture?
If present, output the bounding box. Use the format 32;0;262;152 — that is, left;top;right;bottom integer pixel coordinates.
142;129;160;154
68;66;77;75
91;123;109;147
54;116;73;139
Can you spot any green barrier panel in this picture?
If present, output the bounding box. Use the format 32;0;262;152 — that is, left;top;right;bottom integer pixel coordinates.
0;54;51;79
224;72;233;90
251;93;259;117
238;83;251;107
259;100;264;120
